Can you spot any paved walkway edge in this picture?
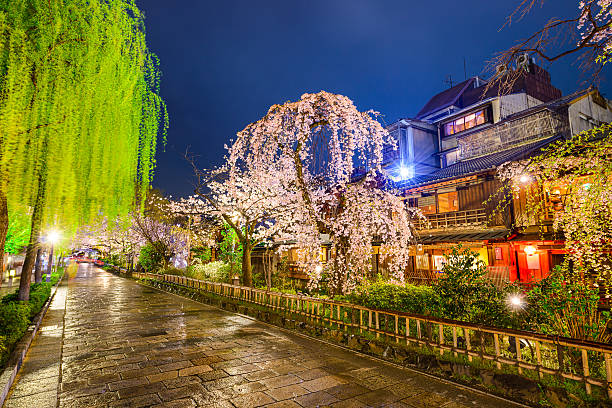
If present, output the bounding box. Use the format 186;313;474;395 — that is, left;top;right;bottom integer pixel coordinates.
133;276;529;408
0;272;65;406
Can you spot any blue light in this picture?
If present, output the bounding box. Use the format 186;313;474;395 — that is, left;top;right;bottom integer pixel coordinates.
399;164;414;180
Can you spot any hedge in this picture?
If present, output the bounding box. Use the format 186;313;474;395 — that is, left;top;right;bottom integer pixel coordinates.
0;271;61;367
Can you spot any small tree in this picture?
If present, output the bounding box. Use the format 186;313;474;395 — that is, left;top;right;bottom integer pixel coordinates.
138;244;164;273
497;124;612;285
190;164;297;287
132;214;187;270
526;263;611;342
434;245;514;327
228;91;418;295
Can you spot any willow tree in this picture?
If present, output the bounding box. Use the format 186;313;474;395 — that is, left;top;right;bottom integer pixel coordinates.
0;0;167;300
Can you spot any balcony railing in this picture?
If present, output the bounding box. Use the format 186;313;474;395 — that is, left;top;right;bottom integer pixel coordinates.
417;208;487;230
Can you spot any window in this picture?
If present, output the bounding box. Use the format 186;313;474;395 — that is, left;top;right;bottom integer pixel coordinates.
418;196;436;215
445;151;458;166
445;122;454;136
464;113;476;129
438;191;459;213
455;117;465;133
416;254;430;270
443;108;488;136
476;110;485;125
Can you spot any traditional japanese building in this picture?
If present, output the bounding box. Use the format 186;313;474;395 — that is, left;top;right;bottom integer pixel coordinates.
386;61;612;285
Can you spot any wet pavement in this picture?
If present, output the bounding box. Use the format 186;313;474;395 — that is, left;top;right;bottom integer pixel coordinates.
5;264;522;408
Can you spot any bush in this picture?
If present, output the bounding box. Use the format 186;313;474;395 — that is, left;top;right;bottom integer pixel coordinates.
347;280;440;315
138;244;163;272
159;267;184;276
0;303;30;346
431;245;518;328
0;270;61;367
525;265;611;341
186;260;233;283
191;246;212;263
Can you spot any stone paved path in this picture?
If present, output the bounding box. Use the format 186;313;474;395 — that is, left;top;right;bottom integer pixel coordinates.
6;265;524;408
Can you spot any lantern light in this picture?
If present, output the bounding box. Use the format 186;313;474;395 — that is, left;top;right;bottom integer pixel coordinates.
524;245;537;256
519;174;531;184
506;293;525;311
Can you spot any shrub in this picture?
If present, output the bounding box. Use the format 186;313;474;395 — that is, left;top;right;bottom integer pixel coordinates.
0;270;62;367
186;260;233;283
347;280;440;316
191;246;212;263
138;244;163;272
160;267;184;276
432;245;517;328
525;264;611;341
0;303;30;346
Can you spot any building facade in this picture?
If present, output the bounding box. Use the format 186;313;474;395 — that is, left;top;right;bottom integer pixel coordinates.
387;62;612;285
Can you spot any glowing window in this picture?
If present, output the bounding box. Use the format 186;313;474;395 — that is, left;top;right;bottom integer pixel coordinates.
438;191;459;213
455;117;465;132
476;110;485;125
443;108;488;136
418;196;436;215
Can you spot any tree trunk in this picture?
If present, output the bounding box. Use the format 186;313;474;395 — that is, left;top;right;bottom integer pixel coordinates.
18;172;46;301
0;190;8;286
34;247;43;283
46;244;54;279
242;244;252;287
18;234;39;301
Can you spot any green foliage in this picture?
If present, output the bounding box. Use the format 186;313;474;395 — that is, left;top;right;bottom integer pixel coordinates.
0;270;60;366
138;243;163;272
159;267;184;276
191;246;212;263
219;224;242;269
0;0;168;244
432;245;516;328
4;206;30;254
185;260;232;283
347;279;440;316
0;303;29;346
525;264;611;342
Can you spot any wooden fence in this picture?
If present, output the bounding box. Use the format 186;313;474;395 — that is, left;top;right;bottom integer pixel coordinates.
133;271;612;399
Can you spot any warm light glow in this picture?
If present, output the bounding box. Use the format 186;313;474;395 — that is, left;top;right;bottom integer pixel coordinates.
524;245;537;255
315;264;323;273
519;174;531;184
47;230;60;244
507;294;525;311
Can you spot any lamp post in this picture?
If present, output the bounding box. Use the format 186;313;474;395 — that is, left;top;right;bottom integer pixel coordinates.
46;231;60;282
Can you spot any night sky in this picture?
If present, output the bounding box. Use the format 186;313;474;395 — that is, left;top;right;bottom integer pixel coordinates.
136;0;611;198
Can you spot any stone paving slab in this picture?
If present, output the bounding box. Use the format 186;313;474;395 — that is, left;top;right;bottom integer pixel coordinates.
6;265;525;408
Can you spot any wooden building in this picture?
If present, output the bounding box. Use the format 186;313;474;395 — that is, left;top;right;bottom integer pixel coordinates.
388;62;612;285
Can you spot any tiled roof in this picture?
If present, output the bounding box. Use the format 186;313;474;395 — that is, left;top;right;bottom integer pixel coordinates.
395;134;562;189
415;64;562;121
416;79;474;120
418;229;509;243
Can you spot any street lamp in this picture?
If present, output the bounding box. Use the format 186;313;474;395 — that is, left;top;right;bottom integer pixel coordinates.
46;230;60;282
